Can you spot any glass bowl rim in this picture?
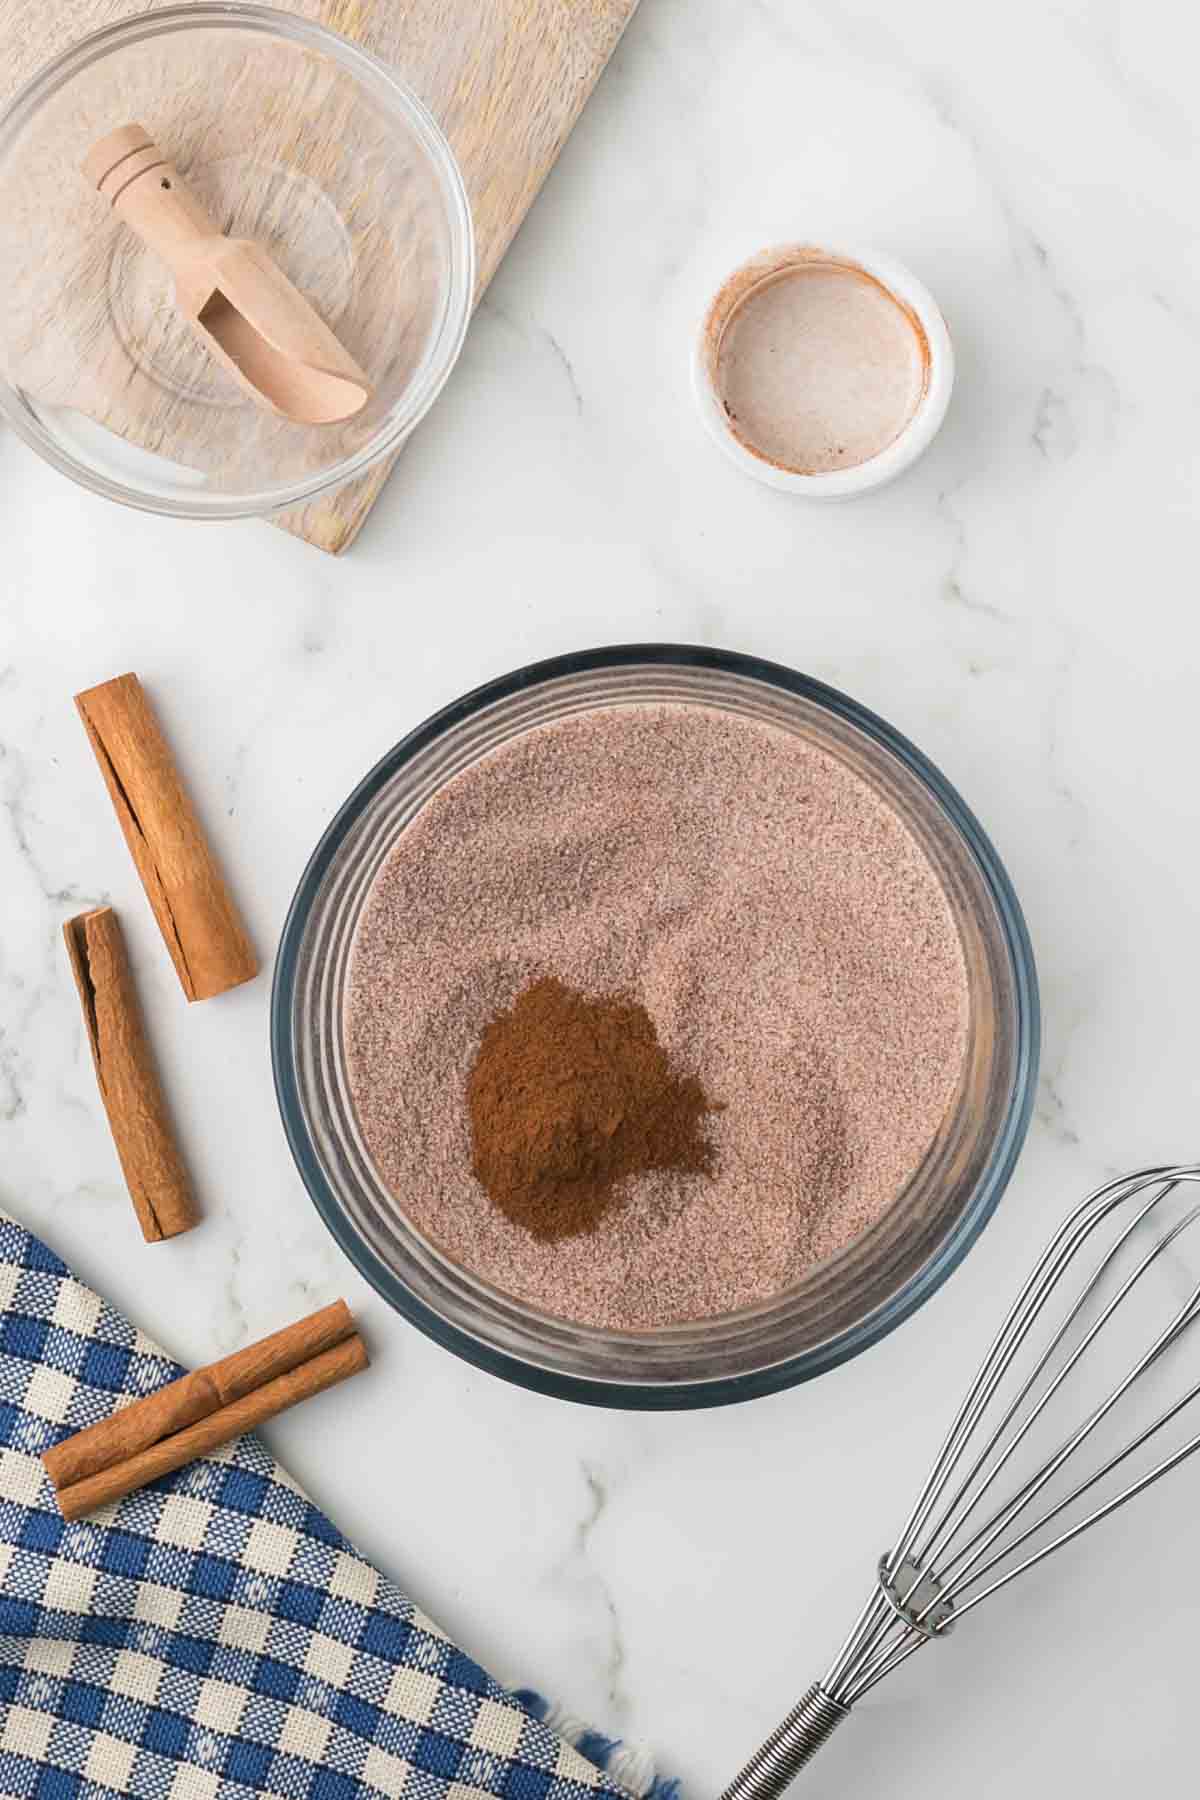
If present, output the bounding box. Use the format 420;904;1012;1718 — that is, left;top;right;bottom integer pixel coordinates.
270;643;1041;1410
0;1;477;519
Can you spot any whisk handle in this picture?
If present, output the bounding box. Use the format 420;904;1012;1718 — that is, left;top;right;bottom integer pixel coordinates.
718;1682;849;1800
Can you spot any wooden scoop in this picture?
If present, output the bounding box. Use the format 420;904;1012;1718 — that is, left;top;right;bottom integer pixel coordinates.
84;125;371;425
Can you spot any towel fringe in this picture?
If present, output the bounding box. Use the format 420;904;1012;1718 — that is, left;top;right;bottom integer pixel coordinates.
515;1690;677;1799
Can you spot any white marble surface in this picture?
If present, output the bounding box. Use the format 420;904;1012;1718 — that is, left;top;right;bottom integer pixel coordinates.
4;0;1200;1792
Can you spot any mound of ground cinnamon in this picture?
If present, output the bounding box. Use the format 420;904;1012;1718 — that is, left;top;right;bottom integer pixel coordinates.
467;976;720;1241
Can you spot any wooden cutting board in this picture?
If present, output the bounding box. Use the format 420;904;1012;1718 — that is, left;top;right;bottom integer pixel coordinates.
1;0;639;553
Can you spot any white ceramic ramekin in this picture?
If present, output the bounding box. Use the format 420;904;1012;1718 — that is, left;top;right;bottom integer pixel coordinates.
692;242;954;498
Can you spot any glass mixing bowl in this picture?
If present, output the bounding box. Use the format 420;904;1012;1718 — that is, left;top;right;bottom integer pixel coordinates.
0;4;474;517
272;647;1040;1408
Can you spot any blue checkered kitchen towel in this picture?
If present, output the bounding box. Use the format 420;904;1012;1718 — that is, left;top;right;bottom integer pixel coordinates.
0;1215;642;1800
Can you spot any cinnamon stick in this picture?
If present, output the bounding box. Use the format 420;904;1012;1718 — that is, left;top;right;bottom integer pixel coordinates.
43;1303;366;1521
75;673;257;1002
45;1300;355;1491
52;1338;367;1521
63;906;197;1242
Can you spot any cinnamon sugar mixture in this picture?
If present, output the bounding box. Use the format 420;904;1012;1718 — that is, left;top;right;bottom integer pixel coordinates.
345;704;969;1330
716;263;927;474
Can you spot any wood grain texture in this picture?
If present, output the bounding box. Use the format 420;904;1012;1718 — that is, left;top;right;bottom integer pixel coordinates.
0;0;639;553
63;905;198;1242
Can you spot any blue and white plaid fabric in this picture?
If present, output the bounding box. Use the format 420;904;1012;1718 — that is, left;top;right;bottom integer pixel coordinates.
0;1215;632;1800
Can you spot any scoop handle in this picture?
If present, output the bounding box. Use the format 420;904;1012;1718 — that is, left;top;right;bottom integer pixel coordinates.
84;125;220;274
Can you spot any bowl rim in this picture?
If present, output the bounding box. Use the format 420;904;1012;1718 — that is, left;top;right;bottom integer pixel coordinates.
691;241;955;497
270;643;1041;1410
0;1;476;519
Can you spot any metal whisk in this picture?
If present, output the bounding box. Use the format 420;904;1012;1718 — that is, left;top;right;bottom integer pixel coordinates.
720;1164;1200;1798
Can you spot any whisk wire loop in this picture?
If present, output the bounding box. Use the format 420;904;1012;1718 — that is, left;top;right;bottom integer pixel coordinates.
891;1171;1179;1577
719;1165;1200;1800
903;1180;1180;1584
921;1213;1200;1609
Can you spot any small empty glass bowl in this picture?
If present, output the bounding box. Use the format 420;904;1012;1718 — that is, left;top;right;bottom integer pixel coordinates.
272;646;1040;1410
0;4;474;517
